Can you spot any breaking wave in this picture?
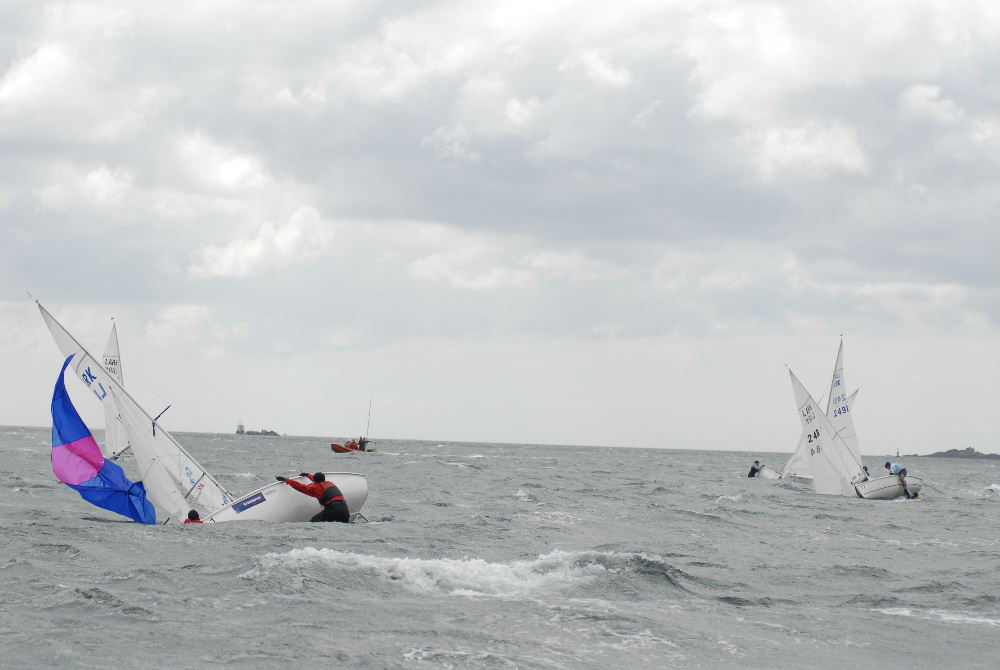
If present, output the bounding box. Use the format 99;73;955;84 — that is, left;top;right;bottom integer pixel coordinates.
874;607;1000;627
241;549;692;598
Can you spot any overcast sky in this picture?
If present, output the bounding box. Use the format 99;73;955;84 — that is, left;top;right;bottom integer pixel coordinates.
1;1;997;454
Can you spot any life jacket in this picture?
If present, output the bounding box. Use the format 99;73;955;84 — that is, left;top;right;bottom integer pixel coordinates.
183;518;204;524
319;483;345;506
345;440;358;449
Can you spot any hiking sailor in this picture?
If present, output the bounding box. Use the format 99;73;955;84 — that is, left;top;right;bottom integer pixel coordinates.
276;472;351;522
884;461;913;498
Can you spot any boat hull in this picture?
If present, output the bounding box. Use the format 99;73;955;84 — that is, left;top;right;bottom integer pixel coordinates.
331;442;366;453
855;475;923;500
203;473;368;523
757;466;782;480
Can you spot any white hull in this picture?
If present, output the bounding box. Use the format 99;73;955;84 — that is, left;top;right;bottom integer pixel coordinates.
204;473;368;523
855;475;922;500
757;466;782;480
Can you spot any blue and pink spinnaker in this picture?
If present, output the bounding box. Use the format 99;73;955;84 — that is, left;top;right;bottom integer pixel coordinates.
51;355;156;524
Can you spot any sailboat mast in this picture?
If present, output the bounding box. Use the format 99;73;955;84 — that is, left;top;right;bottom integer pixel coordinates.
365;397;373;438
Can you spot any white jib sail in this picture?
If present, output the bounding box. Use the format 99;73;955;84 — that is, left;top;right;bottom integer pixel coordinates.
100;322;131;460
825;339;863;468
789;369;865;496
39;303;234;520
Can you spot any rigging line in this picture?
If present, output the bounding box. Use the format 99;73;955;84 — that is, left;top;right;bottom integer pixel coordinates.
116;372;216;434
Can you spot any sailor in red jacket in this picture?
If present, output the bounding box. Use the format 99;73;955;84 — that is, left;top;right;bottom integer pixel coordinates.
276;472;350;523
183;509;204;524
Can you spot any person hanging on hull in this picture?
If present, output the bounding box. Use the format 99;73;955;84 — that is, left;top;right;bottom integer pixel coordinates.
884;461;913;499
747;460;763;477
275;472;350;523
183;509;204;524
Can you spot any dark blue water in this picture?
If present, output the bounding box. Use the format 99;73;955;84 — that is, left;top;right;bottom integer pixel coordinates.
1;426;997;669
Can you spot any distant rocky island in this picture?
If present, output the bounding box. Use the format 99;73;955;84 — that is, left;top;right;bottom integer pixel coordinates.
925;447;999;460
235;422;279;437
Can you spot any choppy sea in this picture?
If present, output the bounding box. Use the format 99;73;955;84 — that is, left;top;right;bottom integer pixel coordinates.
1;425;998;669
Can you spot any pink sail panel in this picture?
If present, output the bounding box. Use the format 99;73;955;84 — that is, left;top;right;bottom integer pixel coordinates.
51;435;104;486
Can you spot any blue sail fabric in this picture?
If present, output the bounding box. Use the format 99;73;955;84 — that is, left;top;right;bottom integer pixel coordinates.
51;355;156;524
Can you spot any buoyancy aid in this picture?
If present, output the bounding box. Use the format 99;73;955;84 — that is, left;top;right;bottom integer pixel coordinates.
319;483;345;506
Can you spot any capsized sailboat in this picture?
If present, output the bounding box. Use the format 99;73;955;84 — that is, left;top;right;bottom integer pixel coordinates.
788;368;920;499
38;302;369;523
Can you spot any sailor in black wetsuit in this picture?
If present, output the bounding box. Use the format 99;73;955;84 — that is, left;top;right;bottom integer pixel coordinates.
312;477;351;523
747;460;763;477
279;472;351;522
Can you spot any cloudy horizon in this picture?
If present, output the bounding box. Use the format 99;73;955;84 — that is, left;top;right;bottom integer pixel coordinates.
2;1;997;454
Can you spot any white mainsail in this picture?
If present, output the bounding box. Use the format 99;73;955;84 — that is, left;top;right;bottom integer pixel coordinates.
39;303;234;521
824;339;862;467
100;322;131;460
781;389;858;479
789;369;866;496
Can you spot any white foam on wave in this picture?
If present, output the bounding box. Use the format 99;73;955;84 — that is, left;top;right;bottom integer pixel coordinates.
515;489;535;502
402;647;523;668
874;608;1000;627
243;549;641;597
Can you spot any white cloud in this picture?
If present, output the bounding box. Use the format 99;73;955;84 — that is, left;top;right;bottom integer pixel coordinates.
188;207;335;278
0;43;79;109
898;84;964;124
404;225;628;290
173;134;268;192
740;122;869;180
34;163;135;210
562;50;633;88
409;247;533;290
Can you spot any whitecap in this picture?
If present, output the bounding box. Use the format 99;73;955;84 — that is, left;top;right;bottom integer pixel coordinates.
241;548;670;598
873;608;1000;627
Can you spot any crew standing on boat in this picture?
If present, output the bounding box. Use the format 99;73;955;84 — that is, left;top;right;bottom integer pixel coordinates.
748;460;763;477
884;461;913;498
276;472;351;522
